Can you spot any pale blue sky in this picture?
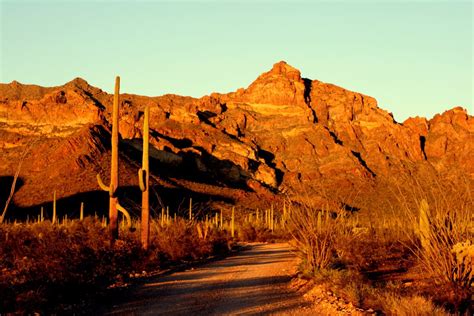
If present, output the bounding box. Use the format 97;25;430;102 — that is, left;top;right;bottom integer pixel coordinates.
0;1;472;121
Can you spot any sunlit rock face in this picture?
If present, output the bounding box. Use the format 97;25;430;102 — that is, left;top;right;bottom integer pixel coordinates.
0;62;472;210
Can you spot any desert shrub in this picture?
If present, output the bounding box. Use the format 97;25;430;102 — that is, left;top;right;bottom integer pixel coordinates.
394;179;473;277
412;199;473;289
237;221;259;241
0;217;232;313
236;221;289;242
335;236;412;272
0;218;143;312
390;175;474;312
287;202;356;272
150;218;230;262
380;294;448;316
310;268;449;315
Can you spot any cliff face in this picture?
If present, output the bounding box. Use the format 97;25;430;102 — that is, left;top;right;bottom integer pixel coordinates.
0;61;472;213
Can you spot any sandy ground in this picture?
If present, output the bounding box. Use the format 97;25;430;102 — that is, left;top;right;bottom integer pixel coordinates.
103;243;315;315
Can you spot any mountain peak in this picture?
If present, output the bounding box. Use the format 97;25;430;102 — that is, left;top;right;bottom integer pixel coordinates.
10;80;22;86
267;61;301;81
232;61;306;106
64;77;90;90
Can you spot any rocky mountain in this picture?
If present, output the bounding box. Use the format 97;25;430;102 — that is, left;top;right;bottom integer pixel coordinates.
0;61;472;218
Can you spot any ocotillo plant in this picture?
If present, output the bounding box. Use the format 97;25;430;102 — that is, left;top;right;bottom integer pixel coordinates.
97;76;130;241
138;105;150;250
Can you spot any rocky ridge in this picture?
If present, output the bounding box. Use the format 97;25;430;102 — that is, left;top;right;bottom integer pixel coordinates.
0;61;472;215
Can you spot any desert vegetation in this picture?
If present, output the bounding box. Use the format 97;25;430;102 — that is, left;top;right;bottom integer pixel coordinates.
0;215;233;313
2;182;471;314
287;176;473;315
0;196;294;313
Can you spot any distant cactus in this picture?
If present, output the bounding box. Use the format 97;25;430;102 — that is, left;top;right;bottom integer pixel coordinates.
231;206;235;238
270;205;274;231
80;202;84;221
220;209;223;228
97;76;130;240
52;191;57;225
138;105;150;250
161;207;165;227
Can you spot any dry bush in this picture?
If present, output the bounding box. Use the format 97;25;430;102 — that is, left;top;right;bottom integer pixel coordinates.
287;201;356;273
386;174;474;312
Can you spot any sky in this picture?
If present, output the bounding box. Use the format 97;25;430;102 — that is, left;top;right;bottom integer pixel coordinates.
0;0;472;122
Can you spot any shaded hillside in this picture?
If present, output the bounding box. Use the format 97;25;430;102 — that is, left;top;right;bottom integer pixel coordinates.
0;61;472;216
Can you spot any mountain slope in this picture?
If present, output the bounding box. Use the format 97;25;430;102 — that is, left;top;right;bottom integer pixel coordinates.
0;61;472;216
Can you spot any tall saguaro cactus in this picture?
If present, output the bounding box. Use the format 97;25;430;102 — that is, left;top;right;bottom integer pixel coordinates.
97;76;129;241
138;105;150;250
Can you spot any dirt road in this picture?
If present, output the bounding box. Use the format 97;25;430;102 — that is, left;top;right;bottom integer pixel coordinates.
104;243;313;315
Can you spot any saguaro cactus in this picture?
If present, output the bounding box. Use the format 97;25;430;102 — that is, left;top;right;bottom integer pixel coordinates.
52;190;57;225
231;206;235;238
138;105;150;250
97;76;130;241
80;202;84;221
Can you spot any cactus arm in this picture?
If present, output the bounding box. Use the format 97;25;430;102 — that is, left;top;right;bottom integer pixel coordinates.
97;174;111;192
116;200;131;228
97;174;116;197
138;168;146;192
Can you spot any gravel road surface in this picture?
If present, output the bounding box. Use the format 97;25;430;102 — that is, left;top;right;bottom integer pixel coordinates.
104;243;313;315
